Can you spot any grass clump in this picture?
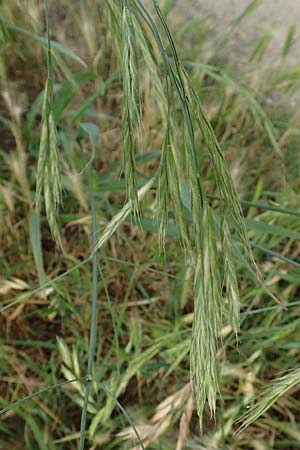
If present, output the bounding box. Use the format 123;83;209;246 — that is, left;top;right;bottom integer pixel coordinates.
0;0;300;449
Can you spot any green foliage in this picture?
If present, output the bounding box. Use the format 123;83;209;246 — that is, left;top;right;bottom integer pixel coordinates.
1;0;300;449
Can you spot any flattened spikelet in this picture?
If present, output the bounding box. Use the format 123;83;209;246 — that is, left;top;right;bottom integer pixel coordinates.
35;2;62;247
190;203;222;428
121;1;142;210
156;127;169;250
237;368;300;434
221;218;240;334
35;80;62;246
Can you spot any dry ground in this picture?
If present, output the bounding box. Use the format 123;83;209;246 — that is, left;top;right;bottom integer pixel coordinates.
180;0;300;64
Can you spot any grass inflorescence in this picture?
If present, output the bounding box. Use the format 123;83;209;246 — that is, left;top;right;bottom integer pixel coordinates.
35;0;62;247
1;0;300;449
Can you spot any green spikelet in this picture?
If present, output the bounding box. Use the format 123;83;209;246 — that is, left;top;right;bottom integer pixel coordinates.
121;1;142;211
35;1;62;247
190;202;223;429
237;368;300;435
156;125;169;250
221;217;240;335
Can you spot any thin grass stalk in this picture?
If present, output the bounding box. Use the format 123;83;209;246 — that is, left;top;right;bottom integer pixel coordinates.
98;255;121;375
79;172;99;450
0;378;87;416
101;384;145;449
83;175;155;444
45;0;52;91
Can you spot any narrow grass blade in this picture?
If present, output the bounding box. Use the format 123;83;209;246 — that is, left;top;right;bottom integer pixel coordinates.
2;20;87;67
0;378;86;416
101;384;145;450
28;210;47;285
79;171;99;450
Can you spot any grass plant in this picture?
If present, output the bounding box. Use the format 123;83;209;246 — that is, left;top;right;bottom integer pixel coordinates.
0;0;300;449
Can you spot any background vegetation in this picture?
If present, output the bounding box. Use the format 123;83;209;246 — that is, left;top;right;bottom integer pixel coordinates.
1;0;300;449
